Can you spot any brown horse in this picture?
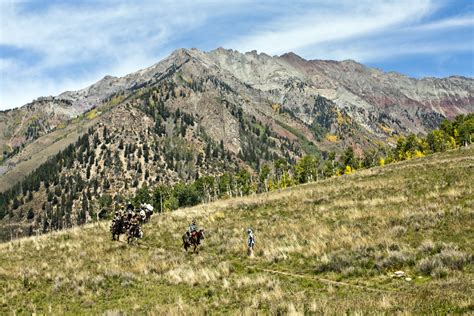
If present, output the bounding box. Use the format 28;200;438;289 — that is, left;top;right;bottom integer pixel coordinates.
110;219;127;241
127;225;143;244
182;229;205;253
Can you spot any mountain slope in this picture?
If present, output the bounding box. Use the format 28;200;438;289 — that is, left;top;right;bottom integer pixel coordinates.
1;146;473;314
1;48;472;168
0;48;472;240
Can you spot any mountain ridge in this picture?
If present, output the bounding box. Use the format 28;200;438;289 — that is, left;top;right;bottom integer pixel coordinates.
1;48;472;161
3;47;472;113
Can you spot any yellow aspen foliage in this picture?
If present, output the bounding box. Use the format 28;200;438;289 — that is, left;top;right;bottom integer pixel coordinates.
413;150;424;158
380;124;392;134
267;178;276;191
449;136;456;149
279;171;294;188
405;151;412;160
336;110;344;125
109;94;125;106
454;128;459;138
271;103;281;113
379;158;385;166
56;122;67;129
148;96;155;107
325;134;338;142
250;182;258;194
86;108;98;120
344;165;353;174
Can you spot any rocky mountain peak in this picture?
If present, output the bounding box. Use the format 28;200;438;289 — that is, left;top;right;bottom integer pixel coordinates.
279;52;307;62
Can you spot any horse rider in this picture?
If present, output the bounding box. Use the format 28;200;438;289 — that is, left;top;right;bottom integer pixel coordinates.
112;211;120;225
247;228;255;254
188;219;198;237
110;211;120;232
126;202;134;215
120;212;129;229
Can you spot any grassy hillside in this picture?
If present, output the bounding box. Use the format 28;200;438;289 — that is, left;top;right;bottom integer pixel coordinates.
1;147;473;314
0;114;99;193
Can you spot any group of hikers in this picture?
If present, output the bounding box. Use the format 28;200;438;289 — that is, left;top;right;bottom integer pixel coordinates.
110;203;256;254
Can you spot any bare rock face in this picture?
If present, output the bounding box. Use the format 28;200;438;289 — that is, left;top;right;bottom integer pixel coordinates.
278;55;473;134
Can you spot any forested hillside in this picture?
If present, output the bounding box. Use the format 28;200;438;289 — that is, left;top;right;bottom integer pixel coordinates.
0;113;472;241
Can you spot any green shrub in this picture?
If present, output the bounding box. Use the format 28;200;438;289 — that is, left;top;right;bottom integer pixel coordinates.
417;257;443;275
376;250;415;270
438;249;469;270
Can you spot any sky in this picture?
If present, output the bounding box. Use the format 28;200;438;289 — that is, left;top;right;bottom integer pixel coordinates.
0;0;473;110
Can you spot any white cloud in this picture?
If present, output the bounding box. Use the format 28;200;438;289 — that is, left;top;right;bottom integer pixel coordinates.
222;0;473;74
0;58;19;72
0;0;249;109
0;0;472;110
301;40;474;63
412;15;474;31
225;0;435;55
0;74;99;110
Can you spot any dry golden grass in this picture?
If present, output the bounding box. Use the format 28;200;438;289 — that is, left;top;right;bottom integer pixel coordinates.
0;146;473;314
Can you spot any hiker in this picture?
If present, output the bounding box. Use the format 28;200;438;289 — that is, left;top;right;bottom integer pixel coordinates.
247;228;255;256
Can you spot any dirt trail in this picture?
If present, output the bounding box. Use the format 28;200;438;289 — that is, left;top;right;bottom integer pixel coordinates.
256;267;401;294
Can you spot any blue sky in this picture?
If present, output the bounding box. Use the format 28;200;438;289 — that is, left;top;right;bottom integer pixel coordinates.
0;0;473;110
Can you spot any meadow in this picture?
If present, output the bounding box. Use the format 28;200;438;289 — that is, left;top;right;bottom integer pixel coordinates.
1;146;473;314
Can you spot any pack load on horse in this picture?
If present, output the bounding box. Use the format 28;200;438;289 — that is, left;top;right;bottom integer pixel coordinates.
182;219;205;253
127;214;143;244
139;209;147;224
139;203;154;223
247;228;255;256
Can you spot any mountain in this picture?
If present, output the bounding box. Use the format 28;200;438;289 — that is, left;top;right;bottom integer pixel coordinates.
1;147;473;313
0;48;472;239
2;48;473;157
